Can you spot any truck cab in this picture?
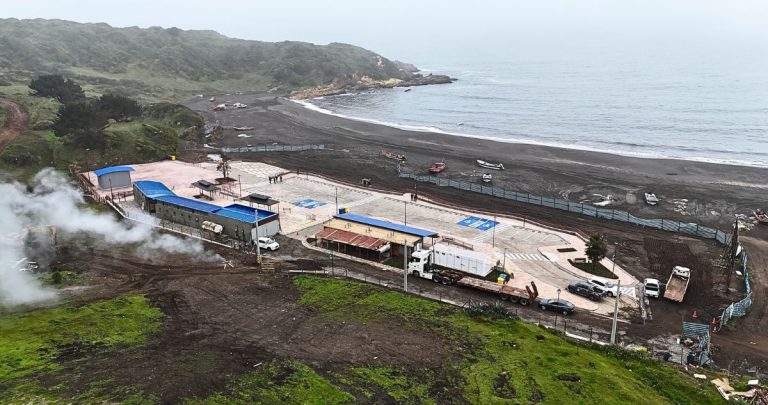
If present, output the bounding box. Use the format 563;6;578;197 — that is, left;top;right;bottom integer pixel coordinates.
408;249;434;279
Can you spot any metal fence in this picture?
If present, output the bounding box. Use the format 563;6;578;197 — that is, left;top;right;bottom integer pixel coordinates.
400;170;732;244
400;169;754;330
222;144;325;153
719;254;752;329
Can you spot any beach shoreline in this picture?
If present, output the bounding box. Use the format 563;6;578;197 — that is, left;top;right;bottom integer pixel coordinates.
293;97;768;169
187;93;768;228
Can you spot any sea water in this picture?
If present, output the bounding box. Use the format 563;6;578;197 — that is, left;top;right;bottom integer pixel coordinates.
303;52;768;168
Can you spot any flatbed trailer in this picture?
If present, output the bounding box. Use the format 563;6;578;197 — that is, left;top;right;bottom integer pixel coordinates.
431;270;538;305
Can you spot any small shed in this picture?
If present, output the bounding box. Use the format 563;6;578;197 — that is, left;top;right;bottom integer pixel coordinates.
94;166;134;190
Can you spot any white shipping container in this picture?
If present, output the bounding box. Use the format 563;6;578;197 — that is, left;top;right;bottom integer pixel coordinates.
432;244;493;277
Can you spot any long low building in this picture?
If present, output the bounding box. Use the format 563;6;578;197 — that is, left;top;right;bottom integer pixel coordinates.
133;181;279;242
316;213;438;261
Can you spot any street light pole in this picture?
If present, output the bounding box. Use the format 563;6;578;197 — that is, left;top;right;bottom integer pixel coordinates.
612;243;619;274
403;240;408;292
555;288;561;329
611;279;622;344
503;247;507;272
238;174;242;197
335;187;338;213
404;200;407;225
492;214;497;247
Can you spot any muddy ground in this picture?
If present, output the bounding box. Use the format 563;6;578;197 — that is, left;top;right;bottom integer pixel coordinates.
181;93;768;369
0;97;28;151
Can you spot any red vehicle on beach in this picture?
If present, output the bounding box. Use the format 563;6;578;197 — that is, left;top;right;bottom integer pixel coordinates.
428;160;446;174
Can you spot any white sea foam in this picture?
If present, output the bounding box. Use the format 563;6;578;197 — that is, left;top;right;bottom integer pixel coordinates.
292;99;768;168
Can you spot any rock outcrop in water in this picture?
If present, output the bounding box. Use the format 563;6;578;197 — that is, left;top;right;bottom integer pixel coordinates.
290;72;455;99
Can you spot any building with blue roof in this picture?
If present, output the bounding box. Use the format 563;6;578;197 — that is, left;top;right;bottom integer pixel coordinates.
317;213;438;261
94;166;134;190
132;181;279;242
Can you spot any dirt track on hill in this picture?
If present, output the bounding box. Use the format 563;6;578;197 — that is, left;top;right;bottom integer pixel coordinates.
0;97;29;151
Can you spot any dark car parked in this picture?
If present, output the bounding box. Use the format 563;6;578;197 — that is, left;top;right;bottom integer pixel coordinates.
538;298;576;315
567;281;603;301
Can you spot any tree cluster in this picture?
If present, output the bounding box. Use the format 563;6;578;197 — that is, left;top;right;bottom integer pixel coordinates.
32;75;143;149
29;74;85;104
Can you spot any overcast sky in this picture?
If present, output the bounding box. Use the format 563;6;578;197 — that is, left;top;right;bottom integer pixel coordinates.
3;0;767;63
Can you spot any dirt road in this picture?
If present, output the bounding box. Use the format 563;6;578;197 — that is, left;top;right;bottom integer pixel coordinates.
0;97;29;151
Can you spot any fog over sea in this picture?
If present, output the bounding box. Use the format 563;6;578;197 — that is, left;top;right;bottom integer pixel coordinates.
301;51;768;168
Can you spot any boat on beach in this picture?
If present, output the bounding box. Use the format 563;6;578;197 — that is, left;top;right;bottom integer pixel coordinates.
477;160;505;170
233;126;255;131
382;150;407;161
428;160;446;174
645;193;659;206
755;209;768;224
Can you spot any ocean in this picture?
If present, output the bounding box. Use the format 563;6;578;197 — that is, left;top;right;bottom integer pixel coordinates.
300;53;768;168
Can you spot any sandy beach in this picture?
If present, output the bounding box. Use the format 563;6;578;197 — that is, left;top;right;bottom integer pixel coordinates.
187;93;768;229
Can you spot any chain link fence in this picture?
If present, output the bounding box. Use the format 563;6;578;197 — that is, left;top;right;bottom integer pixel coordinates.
399;169;752;329
222;144;325;153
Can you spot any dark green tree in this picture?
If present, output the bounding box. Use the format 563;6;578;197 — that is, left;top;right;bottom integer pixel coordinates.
97;93;141;122
29;74;85;104
585;232;608;271
52;101;108;148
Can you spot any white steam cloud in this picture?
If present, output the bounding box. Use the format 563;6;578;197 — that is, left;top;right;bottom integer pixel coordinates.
0;168;221;306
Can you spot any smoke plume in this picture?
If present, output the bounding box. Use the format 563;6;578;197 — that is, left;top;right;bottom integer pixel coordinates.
0;168;220;306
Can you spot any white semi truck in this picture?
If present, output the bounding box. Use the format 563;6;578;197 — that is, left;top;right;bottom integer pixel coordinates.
408;249;539;305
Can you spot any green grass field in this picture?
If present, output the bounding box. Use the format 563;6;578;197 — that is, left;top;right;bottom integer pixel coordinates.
288;276;721;404
0;275;724;404
569;259;620;279
0;295;163;404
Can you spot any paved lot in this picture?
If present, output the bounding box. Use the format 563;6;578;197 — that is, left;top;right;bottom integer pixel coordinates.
114;160;639;317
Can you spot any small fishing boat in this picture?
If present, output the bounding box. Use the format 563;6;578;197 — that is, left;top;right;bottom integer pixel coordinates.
428;160;446;174
482;173;492;183
645;193;659;206
755;209;768;224
233;126;255;131
382;150;407;161
477;160;505;170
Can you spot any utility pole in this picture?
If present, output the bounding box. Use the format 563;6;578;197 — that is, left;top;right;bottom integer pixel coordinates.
611;279;622;344
492;214;497;247
612;243;619;274
335;186;338;213
403;240;408;292
404;200;407;225
503;247;507;271
255;218;261;265
238;174;242;197
108;178;113;200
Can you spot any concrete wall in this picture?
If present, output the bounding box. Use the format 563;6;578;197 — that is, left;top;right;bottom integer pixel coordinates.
98;171;131;190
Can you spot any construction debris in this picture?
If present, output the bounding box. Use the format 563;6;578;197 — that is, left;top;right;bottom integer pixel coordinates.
711;378;758;401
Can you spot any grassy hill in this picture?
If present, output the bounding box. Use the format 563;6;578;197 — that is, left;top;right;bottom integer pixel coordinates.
0;18;414;100
0;277;726;404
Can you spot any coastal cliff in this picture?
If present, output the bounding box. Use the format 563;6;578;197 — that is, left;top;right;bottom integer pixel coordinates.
289;72;455;99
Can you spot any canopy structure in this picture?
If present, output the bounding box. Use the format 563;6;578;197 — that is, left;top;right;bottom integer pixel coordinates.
316;228;389;252
239;193;280;207
191;179;219;200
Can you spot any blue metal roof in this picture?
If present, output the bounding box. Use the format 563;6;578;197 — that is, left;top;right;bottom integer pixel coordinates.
154;195;220;213
95;166;135;176
133;181;174;199
213;204;277;224
335;213;438;237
